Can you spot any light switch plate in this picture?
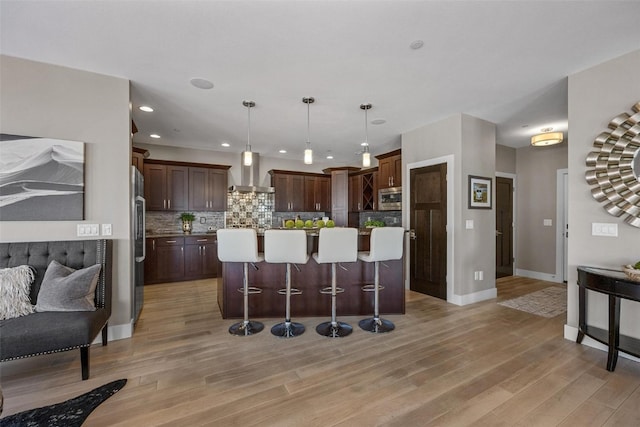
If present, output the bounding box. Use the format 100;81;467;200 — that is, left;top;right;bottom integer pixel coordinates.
465;220;474;229
592;222;618;237
77;224;99;237
101;224;112;236
543;219;553;226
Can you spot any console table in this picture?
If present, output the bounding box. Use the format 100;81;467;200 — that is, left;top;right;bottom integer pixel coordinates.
577;266;640;371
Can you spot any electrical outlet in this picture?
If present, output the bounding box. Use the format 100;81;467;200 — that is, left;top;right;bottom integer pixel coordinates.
101;224;112;236
200;217;206;224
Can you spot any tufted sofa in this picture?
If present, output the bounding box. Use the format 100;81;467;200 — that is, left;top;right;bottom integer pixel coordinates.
0;239;112;380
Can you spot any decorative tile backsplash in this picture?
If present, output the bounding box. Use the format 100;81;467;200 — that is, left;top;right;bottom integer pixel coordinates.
225;192;274;230
146;211;225;234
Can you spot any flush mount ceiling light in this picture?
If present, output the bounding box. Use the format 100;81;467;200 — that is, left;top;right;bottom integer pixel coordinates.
531;127;564;146
279;149;287;154
190;78;214;90
360;103;372;167
139;105;153;112
221;142;230;147
242;100;255;166
303;97;315;165
150;133;160;139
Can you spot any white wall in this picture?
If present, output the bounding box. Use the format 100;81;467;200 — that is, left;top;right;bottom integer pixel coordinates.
566;49;640;344
402;113;496;304
0;55;133;337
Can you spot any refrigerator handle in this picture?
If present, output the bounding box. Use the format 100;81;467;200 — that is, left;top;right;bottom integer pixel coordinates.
135;195;146;262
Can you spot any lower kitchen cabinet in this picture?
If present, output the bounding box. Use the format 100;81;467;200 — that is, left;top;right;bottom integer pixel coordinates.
184;236;218;279
145;235;218;284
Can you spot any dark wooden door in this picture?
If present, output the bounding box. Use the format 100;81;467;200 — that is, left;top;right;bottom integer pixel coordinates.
208;169;227;211
378;158;392;189
496;176;514;278
317;176;331;212
410;163;447;299
144;238;157;284
392;155;402;187
188;167;208;211
304;176;318;211
184;244;202;278
290;175;305;211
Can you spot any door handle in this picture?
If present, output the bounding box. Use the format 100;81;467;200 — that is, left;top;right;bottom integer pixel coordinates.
496;230;503;236
409;229;417;240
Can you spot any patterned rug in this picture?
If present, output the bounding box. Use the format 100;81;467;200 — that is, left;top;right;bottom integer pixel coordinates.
0;379;126;427
498;286;567;318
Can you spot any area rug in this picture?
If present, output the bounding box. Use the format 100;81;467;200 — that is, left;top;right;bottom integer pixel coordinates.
498;286;567;318
0;378;126;427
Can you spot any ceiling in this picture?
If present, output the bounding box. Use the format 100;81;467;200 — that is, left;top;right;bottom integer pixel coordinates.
2;1;640;166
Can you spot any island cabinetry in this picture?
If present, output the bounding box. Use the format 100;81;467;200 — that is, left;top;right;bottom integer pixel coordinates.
376;149;402;189
304;174;331;212
184;236;218;279
189;167;228;211
145;237;185;284
144;163;189;211
270;171;306;212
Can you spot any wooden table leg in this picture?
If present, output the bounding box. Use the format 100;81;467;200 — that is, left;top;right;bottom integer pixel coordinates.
606;294;620;371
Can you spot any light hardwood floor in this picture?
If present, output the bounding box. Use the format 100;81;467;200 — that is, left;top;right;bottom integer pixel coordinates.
2;276;640;426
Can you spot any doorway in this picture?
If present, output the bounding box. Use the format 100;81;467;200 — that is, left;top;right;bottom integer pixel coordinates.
496;176;514;278
409;163;447;300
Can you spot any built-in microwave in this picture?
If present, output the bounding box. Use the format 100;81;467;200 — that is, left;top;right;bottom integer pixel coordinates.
378;187;402;211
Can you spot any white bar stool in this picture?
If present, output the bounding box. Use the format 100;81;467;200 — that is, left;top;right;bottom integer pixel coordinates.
217;228;264;336
313;227;358;338
358;227;404;333
264;229;309;338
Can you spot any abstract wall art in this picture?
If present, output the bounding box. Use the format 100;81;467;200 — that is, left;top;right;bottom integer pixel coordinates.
0;134;85;221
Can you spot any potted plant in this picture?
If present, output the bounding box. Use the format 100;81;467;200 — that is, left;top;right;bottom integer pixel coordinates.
179;212;196;234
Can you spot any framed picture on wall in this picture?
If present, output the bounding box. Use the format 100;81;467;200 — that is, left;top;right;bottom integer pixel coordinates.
0;133;85;221
468;175;492;209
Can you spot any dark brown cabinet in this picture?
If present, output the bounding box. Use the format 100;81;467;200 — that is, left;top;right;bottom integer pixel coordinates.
184;236;218;279
145;235;219;284
349;169;377;212
270;172;305;211
143;163;189;211
144;161;229;212
145;237;185;284
376;149;402;189
330;169;349;226
304;175;331;212
188;167;227;211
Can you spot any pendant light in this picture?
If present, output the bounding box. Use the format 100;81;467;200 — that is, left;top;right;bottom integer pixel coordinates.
242;100;255;166
360;103;372;167
303;97;315;164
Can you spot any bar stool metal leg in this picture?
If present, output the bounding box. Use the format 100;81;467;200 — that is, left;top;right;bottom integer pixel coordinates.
271;263;305;338
316;263;353;337
229;262;264;336
359;261;395;333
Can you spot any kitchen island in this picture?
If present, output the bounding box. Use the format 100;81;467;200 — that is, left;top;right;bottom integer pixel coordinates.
217;229;405;318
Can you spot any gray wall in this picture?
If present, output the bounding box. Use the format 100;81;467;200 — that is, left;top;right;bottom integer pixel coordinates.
402;113;496;304
515;143;568;276
566;49;640;342
0;55;133;336
496;144;516;174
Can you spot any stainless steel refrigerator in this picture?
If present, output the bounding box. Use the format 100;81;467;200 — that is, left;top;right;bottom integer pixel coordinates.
132;166;145;325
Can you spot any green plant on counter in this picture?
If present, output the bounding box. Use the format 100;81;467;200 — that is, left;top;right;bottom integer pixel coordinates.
634;260;640;270
364;219;385;227
179;212;196;222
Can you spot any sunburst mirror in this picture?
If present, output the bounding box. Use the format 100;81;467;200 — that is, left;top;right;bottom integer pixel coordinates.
585;102;640;228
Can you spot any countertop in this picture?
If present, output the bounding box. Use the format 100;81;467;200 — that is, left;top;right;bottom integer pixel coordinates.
146;227;404;239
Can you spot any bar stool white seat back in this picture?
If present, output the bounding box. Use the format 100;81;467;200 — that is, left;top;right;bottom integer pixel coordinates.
264;229;309;338
217;228;264;336
357;227;404;333
313;227;358;337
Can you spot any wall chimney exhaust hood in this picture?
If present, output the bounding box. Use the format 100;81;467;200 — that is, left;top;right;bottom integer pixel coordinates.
228;153;275;193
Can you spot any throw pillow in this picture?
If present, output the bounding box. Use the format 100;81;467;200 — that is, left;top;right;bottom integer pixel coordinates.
35;260;101;312
0;265;35;320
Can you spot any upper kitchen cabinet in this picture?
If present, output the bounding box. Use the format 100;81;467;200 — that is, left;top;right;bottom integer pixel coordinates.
304;174;331;212
376;149;402;189
144;160;230;211
270;171;305;212
131;147;148;172
349;168;377;212
144;162;188;211
189;166;229;211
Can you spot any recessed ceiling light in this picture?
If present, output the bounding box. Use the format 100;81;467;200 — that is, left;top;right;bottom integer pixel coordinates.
279;149;287;154
326;155;334;159
190;78;214;90
221;142;230;147
139;105;153;112
361;142;369;146
150;134;161;139
409;40;424;50
371;118;386;125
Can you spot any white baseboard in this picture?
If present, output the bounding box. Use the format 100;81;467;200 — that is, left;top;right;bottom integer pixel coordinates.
564;324;640;364
515;268;562;283
449;287;497;306
91;322;132;344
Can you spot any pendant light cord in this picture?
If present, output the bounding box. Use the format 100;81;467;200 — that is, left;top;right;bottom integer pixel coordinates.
246;104;251;151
